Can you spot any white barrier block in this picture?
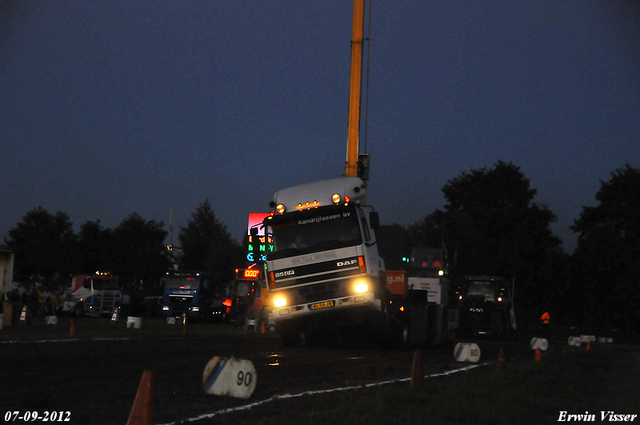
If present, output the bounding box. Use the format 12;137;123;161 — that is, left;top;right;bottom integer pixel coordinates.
453;342;481;363
580;335;596;343
568;336;581;346
530;337;548;351
203;356;257;399
166;317;176;325
45;316;58;325
127;317;142;329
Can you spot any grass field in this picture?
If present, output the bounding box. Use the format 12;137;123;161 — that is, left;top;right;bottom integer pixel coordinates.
231;345;640;425
3;316;638;425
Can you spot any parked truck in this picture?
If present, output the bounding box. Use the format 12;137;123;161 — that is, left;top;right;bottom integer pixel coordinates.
451;275;514;339
63;273;124;317
161;271;212;322
261;177;388;346
386;247;452;346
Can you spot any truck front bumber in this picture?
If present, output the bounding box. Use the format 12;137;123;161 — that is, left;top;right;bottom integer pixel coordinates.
162;290;202;318
273;291;380;323
162;305;202;319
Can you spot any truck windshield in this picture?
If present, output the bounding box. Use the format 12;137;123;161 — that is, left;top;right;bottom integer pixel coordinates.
267;205;362;259
466;281;497;302
164;277;200;290
90;279;119;290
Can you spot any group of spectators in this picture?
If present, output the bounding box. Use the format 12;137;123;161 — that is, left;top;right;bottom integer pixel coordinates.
1;288;66;317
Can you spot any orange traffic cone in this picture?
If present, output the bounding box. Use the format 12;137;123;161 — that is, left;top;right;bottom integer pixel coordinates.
126;370;154;425
586;341;591;351
410;350;424;390
70;319;77;338
534;349;542;362
261;321;266;334
496;347;506;373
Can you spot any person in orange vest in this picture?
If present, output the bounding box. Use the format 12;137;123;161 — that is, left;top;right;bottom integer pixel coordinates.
540;311;550;338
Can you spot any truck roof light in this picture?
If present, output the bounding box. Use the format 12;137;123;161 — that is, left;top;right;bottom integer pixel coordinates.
296;200;320;211
332;193;341;204
276;203;285;214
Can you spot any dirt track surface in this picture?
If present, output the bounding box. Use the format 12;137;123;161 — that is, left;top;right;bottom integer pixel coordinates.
0;318;516;425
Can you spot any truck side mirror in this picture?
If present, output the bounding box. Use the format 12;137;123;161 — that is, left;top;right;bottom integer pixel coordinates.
369;212;380;229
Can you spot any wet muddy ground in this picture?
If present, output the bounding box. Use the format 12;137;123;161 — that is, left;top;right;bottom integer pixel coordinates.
1;319;521;425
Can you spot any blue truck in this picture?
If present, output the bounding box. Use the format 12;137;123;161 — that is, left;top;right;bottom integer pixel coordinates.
161;271;212;321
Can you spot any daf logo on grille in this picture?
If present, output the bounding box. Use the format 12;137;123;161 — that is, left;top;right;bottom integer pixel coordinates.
275;270;295;278
337;259;357;267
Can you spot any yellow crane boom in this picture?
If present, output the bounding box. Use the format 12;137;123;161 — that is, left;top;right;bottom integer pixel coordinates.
345;0;365;178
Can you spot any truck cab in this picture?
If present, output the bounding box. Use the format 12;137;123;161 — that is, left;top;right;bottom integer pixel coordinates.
386;247;451;346
63;273;123;317
263;177;387;346
453;275;512;339
161;271;212;322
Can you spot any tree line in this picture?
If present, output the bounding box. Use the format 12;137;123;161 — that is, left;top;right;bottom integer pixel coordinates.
376;161;640;337
4;162;639;337
3;199;243;296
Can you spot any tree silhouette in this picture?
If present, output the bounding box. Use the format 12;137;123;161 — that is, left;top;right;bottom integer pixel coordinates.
178;199;241;286
571;164;640;334
410;161;564;322
6;207;78;293
77;220;114;274
111;213;169;292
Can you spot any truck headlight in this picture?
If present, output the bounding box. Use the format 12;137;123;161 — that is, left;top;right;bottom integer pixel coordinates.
354;281;369;294
274;296;287;308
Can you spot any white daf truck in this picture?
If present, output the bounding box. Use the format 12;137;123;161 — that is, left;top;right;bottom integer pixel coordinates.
260;177;388;346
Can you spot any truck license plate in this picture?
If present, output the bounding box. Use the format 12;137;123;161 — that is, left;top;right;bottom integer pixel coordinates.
310;301;334;310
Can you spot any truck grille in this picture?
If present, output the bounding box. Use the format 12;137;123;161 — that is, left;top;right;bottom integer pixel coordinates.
288;280;351;305
169;295;193;304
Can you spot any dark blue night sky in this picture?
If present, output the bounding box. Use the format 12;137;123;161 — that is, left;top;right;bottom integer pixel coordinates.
2;1;639;253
